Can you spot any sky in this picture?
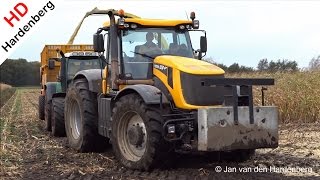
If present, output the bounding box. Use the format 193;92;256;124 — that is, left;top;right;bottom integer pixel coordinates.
9;0;320;68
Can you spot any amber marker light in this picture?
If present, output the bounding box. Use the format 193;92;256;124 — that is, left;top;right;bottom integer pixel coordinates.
118;9;124;17
190;12;195;21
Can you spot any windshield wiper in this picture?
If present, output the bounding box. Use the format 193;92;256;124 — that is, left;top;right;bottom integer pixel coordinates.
131;51;177;59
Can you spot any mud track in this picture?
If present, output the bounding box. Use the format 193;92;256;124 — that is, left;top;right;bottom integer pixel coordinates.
0;89;319;179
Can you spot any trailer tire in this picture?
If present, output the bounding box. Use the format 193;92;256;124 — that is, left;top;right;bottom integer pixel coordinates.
45;100;52;131
65;78;108;152
51;97;66;137
111;93;174;171
39;95;45;120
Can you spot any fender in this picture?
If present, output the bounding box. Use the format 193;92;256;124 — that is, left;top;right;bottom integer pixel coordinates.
45;82;61;102
115;84;169;105
73;69;102;93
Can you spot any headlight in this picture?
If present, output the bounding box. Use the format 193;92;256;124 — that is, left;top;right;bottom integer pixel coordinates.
70;51;99;57
193;20;199;29
71;52;79;56
130;23;137;29
118;18;125;26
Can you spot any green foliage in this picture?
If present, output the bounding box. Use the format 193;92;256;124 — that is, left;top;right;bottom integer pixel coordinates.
202;57;255;73
203;57;299;73
228;63;254;73
0;59;40;86
257;59;298;72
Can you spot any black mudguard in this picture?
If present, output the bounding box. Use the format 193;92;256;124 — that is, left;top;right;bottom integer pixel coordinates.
115;84;169;105
73;69;103;93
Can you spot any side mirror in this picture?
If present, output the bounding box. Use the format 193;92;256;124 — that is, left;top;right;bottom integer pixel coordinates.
48;59;55;70
93;33;104;52
200;36;207;53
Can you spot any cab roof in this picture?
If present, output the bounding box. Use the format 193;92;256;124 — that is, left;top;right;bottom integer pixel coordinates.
103;18;193;28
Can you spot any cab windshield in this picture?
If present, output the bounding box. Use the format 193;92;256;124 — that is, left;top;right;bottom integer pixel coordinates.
67;58;101;80
121;29;193;79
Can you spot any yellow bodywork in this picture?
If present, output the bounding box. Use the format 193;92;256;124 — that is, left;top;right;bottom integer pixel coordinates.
103;18;193;28
155;56;224;75
153;56;225;110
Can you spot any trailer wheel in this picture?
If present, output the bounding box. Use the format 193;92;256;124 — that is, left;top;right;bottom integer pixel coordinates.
51;97;66;137
39;95;45;120
45;100;52;131
65;78;108;152
111;93;173;171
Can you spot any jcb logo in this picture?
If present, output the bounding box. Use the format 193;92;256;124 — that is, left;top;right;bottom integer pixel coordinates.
154;64;167;71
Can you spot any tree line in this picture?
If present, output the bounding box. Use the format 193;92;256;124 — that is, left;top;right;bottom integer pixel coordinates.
204;56;320;73
0;59;40;86
0;56;319;86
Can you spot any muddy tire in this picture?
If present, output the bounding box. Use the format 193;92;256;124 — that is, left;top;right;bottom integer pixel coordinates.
111;93;173;171
45;100;52;131
39;95;45;120
51;97;66;137
65;78;108;152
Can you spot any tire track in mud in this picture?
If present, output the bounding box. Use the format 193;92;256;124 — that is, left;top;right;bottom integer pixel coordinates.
1;89;320;180
0;91;19;149
0;90;22;178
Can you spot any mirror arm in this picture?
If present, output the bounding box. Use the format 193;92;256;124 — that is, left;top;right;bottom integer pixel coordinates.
201;52;207;59
198;50;202;60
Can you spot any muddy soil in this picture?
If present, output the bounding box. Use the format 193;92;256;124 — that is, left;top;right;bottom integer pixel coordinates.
0;89;319;180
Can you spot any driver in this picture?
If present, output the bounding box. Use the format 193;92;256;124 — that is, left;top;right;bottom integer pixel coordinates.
138;32;162;58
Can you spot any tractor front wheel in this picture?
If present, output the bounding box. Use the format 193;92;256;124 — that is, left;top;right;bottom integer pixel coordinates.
111;94;173;171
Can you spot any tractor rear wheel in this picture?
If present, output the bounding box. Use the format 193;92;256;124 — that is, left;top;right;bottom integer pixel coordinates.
51;97;66;137
65;78;108;152
111;94;173;171
45;100;52;131
38;95;45;120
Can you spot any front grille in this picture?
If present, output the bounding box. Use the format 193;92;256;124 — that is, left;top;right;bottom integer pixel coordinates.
180;72;225;106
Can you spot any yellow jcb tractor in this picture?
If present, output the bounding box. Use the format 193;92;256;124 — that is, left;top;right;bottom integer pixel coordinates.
64;9;278;170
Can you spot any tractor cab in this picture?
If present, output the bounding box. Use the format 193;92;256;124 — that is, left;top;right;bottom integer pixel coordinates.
51;51;104;92
93;9;208;90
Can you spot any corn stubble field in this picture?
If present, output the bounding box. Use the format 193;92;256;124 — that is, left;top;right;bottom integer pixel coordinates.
0;72;320;180
0;84;15;108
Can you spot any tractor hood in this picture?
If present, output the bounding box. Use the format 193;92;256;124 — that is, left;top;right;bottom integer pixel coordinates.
153;55;225;75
